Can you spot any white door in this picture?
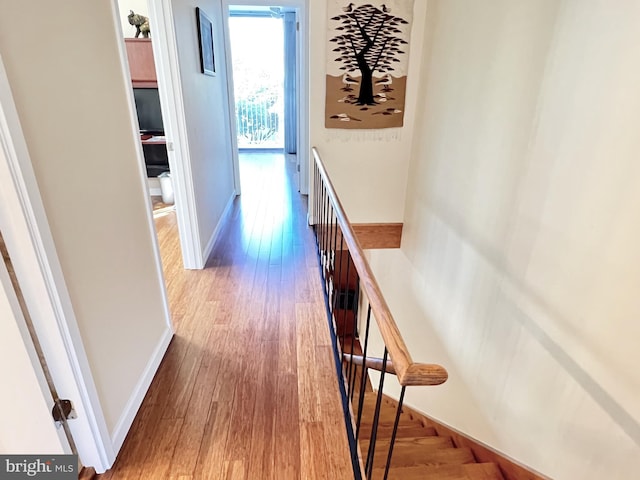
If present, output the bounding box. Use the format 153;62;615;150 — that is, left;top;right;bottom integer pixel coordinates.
0;55;114;471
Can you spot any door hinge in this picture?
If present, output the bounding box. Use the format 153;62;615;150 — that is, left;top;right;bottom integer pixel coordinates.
297;164;300;172
296;21;300;31
52;399;77;427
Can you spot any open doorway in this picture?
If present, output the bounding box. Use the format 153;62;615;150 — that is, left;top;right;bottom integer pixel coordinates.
115;0;238;270
116;2;175;217
114;0;309;270
229;10;285;150
224;1;308;197
115;0;209;271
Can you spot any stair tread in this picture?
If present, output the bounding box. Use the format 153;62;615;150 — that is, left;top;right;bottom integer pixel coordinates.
369;445;475;468
358;400;422;425
362;393;402;408
358;417;426;430
372;462;505;480
361;394;425;419
358;416;419;426
358;423;437;440
361;436;454;452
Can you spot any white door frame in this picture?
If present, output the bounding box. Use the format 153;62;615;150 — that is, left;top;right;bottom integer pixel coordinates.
0;57;114;471
141;0;204;269
220;3;242;196
221;0;310;195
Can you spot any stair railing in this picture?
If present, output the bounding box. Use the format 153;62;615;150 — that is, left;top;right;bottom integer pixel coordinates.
311;147;448;480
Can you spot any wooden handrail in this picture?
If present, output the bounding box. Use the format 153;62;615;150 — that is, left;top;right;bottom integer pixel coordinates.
312;147;448;387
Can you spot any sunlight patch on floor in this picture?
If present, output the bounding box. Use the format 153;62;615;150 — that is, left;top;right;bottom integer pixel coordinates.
238;151;292;256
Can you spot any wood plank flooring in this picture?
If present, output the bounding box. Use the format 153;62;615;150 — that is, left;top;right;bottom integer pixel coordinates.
100;153;353;479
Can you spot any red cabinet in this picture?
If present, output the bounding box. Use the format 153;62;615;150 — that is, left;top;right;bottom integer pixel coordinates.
125;38;157;87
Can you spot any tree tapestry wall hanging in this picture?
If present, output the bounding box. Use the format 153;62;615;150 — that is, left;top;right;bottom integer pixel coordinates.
325;1;414;129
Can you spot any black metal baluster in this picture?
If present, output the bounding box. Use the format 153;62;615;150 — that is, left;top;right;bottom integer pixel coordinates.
322;188;330;287
326;205;333;284
313;163;319;237
340;251;353;347
383;385;406;480
328;208;337;338
318;169;322;241
333;243;345;354
330;212;335;292
355;303;373;441
333;215;342;276
319;180;324;248
330;209;338;320
322;186;329;256
317;167;322;243
365;348;389;479
347;281;360;400
312;162;316;236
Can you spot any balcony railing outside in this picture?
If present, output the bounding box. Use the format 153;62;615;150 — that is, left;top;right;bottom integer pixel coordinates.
311;147;448;479
235;89;282;148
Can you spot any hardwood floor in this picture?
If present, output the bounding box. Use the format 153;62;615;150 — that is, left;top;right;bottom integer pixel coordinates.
99;153;353;479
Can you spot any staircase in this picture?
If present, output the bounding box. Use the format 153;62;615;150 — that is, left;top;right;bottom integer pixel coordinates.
312;148;538;480
331;259;505;479
356;391;505;480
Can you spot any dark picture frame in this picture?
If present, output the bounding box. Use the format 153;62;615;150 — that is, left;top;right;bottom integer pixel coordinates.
196;7;215;76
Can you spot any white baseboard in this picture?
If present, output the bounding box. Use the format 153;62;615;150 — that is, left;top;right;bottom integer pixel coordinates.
202;192;236;264
110;327;173;453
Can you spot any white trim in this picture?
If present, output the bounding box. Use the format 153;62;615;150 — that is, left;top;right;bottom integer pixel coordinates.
0;56;114;472
111;328;173;451
148;0;204;269
222;0;310;195
220;4;242;195
202;191;237;263
297;4;310;195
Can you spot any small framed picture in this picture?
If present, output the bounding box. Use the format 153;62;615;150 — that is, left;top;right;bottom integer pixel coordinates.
196;7;215;76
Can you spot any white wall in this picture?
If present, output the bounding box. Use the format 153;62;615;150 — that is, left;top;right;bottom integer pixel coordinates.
364;249;501;446
309;1;428;223
390;1;640;478
0;0;171;446
171;0;236;251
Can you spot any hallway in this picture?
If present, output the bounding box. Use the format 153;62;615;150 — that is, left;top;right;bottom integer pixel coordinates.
100;153;353;479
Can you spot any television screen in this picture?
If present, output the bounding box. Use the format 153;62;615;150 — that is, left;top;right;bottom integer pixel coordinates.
133;88;164;135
